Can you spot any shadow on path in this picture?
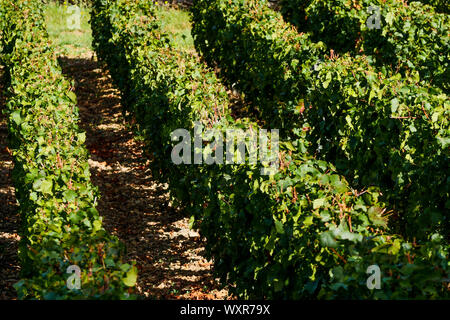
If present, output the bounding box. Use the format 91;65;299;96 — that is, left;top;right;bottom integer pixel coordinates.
0;67;20;300
58;53;230;299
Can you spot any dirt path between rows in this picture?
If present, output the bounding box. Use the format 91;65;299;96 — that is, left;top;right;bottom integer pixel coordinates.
58;51;230;299
0;68;20;300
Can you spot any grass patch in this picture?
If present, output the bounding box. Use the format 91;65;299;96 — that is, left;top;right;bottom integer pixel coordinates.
45;2;92;55
155;5;195;54
45;3;195;55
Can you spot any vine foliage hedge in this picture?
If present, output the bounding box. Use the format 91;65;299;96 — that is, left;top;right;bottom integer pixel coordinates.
279;0;449;92
191;0;449;244
417;0;450;13
92;0;448;298
307;55;449;241
0;0;136;299
192;0;327;131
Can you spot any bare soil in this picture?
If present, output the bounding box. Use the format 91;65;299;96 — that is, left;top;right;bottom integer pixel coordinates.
0;68;20;300
58;51;231;300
